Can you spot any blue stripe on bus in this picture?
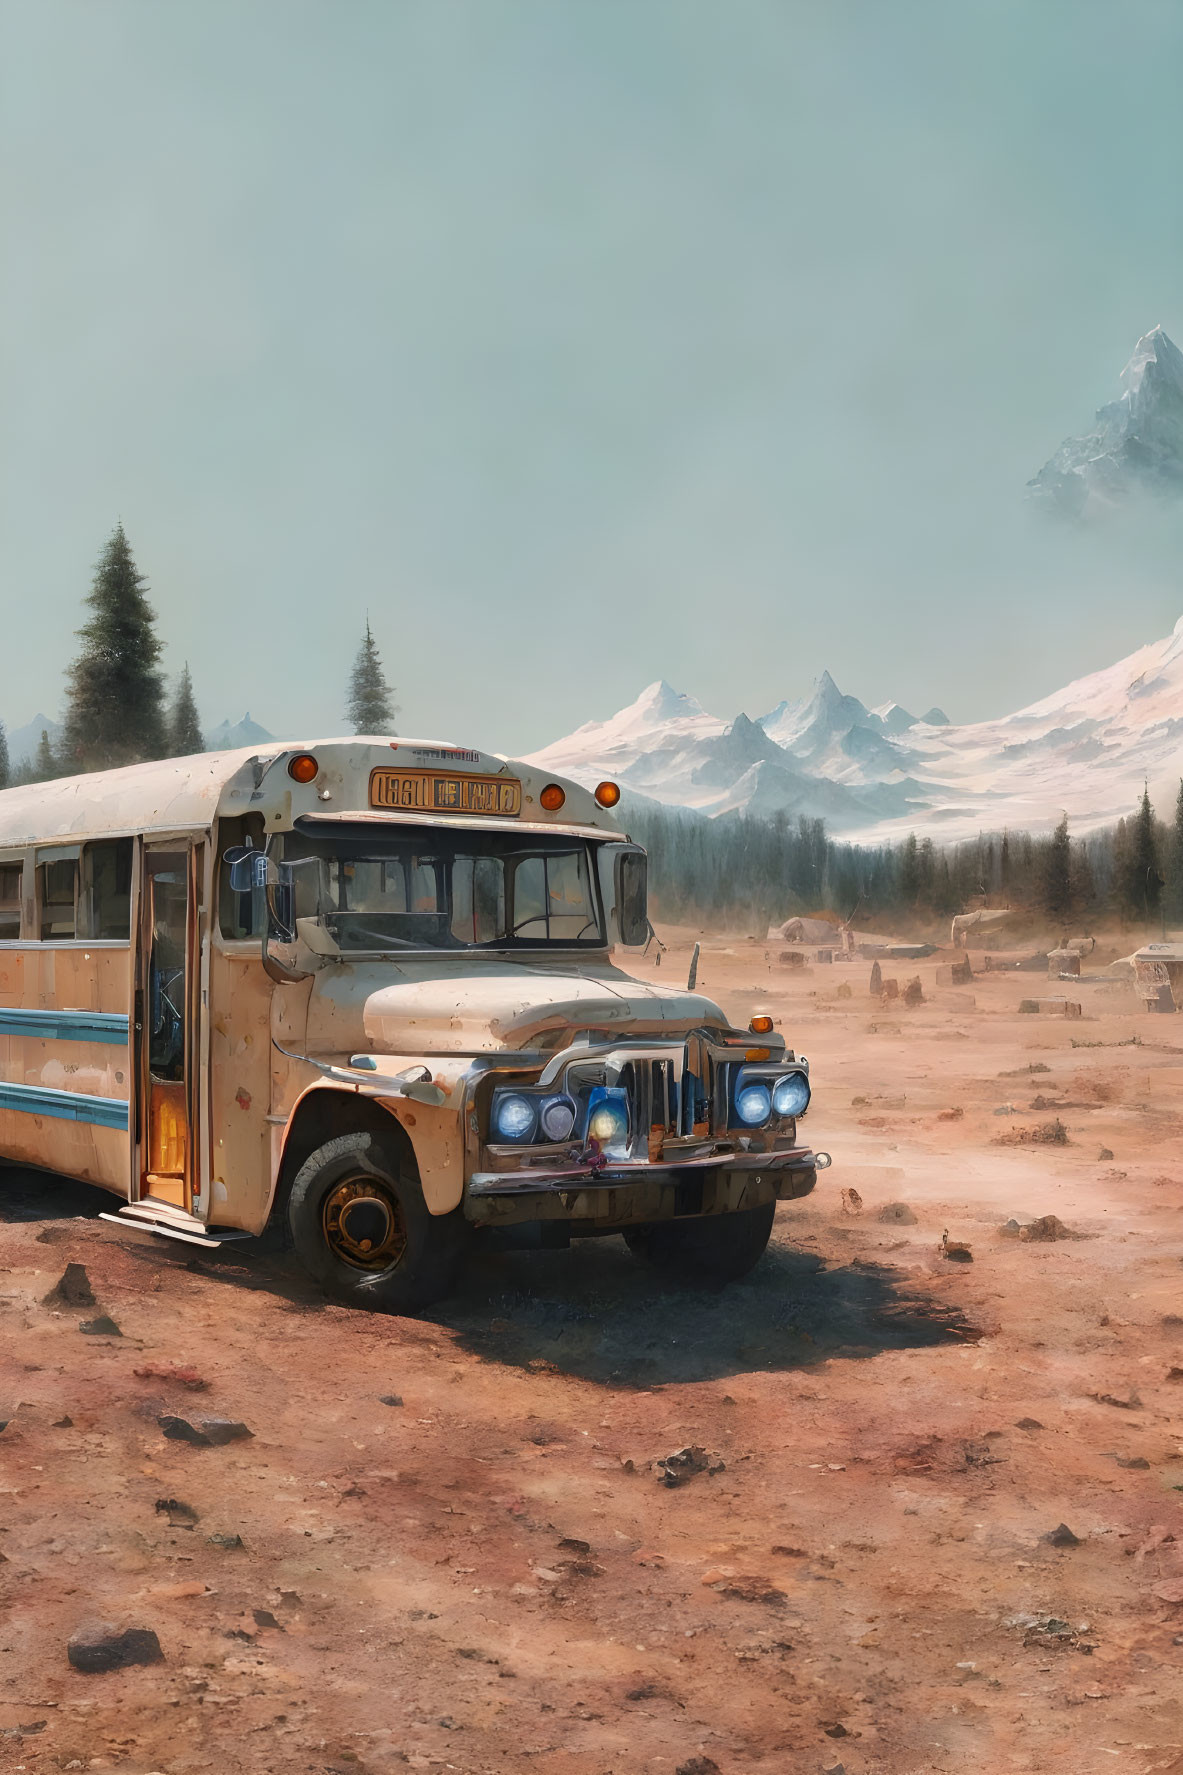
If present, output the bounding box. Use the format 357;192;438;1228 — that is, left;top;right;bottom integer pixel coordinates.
0;1080;129;1131
0;1008;129;1045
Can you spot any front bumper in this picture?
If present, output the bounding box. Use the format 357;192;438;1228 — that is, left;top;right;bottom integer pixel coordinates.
464;1145;823;1227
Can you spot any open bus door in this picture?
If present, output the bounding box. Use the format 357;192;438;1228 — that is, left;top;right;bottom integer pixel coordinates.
133;844;205;1214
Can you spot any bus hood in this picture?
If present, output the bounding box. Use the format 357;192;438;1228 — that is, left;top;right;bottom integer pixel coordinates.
306;958;729;1056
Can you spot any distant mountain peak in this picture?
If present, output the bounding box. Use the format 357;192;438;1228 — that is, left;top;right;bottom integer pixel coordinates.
1030;323;1183;515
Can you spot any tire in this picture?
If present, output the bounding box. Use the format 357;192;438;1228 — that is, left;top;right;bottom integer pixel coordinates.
286;1131;467;1312
623;1201;776;1284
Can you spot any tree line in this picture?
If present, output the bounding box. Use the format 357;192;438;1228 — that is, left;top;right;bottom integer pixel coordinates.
0;526;399;787
627;783;1183;934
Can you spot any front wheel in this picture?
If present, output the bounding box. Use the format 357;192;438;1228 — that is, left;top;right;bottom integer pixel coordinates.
623;1201;776;1284
287;1131;467;1312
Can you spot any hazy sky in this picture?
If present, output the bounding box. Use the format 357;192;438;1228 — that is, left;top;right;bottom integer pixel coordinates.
4;0;1183;755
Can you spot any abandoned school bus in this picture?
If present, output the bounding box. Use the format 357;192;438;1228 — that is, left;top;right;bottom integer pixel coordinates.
0;739;827;1309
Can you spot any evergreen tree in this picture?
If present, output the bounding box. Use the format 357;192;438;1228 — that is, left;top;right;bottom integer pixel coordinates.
1168;780;1183;925
1040;813;1072;920
346;621;397;734
33;729;58;783
1130;784;1163;924
168;663;205;756
0;719;8;790
61;524;165;772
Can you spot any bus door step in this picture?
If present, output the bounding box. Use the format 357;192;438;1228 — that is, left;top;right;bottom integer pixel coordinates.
99;1204;252;1249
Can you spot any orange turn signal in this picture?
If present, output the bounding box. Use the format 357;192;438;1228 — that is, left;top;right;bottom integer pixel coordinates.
749;1014;774;1035
287;752;319;784
540;783;566;812
594;780;621;808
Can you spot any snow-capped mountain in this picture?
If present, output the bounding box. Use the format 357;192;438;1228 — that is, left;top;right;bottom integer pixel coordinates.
1030;325;1183;516
524;615;1183;843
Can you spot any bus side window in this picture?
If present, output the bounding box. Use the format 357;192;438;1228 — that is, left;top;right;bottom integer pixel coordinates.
0;862;22;940
38;855;79;940
82;839;133;940
217;814;266;939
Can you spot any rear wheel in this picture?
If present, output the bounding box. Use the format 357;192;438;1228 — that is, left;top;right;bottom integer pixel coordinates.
624;1201;776;1284
287;1131;467;1312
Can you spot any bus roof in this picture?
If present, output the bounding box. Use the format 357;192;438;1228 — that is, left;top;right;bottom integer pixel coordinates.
0;738;624;850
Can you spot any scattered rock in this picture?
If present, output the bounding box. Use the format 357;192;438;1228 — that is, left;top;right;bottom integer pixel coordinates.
379;1394;404;1407
159;1415;253;1446
656;1446;724;1488
207;1533;244;1550
903;976;924;1006
941;1231;973;1263
134;1363;208;1390
840;1188;863;1215
937;1106;964;1121
79;1315;122;1337
1110;1454;1150;1470
44;1263;97;1307
1015;1418;1043;1430
558;1537;591;1554
252;1608;282;1630
626;1683;664;1701
155;1498;199;1528
996;1120;1069;1147
1167;1368;1183;1382
52;1416;73;1428
1098;1147;1114;1161
67;1624;164;1673
1020;1215;1081;1242
676;1760;721;1775
1089;1392;1143;1411
718;1575;787;1606
878;1202;917;1225
822;1721;849;1737
1042;1523;1081;1548
1152;1578;1183;1604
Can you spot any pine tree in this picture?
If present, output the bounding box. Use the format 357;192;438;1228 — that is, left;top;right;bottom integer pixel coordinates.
32;729;58;783
1040;813;1072;920
168;663;205;757
61;524;166;772
346;621;397;734
0;719;8;791
1130;784;1163;924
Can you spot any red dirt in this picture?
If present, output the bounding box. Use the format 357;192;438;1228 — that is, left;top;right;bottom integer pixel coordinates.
1;931;1182;1773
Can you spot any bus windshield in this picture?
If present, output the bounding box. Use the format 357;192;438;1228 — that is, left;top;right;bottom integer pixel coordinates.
275;824;604;953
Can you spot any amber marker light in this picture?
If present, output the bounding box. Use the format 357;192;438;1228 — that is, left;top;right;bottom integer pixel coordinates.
749;1014;775;1035
288;752;319;783
539;783;566;811
594;780;621;808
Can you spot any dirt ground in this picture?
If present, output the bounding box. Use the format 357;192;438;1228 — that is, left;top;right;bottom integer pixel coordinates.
2;929;1182;1775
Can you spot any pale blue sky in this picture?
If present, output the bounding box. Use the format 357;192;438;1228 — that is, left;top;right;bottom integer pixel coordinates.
4;0;1183;753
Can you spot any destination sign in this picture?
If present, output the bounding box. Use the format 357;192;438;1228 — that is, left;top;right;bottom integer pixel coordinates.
369;769;522;817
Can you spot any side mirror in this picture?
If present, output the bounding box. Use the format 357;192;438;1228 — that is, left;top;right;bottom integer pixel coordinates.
614;847;649;947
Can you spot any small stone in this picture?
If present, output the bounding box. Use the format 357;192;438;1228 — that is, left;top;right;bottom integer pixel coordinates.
252;1608;282;1630
675;1760;721;1775
155;1498;199;1528
43;1263;95;1308
52;1416;73;1428
1166;1368;1183;1382
79;1315;121;1337
1098;1147;1114;1161
207;1533;244;1550
198;1418;253;1445
1042;1523;1081;1548
822;1721;848;1737
158;1416;252;1446
67;1623;164;1672
1111;1455;1150;1470
878;1202;918;1225
379;1394;404;1407
1015;1416;1043;1430
159;1416;211;1445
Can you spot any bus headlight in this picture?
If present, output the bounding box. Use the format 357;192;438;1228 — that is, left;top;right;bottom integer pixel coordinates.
491;1093;537;1142
772;1071;811;1118
735;1082;773;1126
539;1095;577;1142
584;1086;630;1151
